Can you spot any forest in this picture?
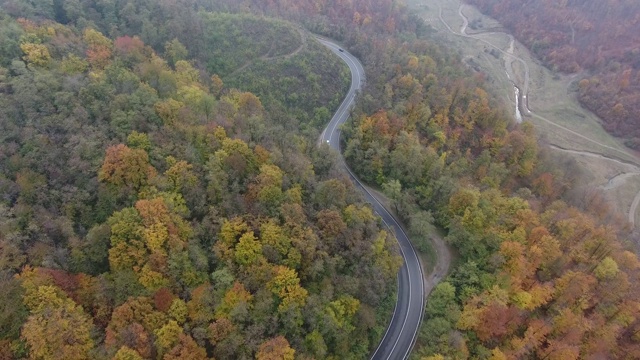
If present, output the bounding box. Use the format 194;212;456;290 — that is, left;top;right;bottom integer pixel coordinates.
0;1;398;359
464;0;640;149
1;0;640;359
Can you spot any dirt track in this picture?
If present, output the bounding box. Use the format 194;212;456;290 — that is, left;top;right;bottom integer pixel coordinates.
437;2;640;228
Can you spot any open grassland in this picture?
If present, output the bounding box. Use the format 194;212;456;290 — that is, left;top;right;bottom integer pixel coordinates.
409;0;640;228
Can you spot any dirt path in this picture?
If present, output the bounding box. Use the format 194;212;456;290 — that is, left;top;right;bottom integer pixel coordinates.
438;2;640;227
424;231;451;291
228;28;308;77
550;144;640;226
533;113;634;159
447;4;530;100
263;28;307;61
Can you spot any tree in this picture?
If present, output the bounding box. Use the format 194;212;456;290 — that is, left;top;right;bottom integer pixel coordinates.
209;317;234;345
20;43;50;67
234;231;263;266
105;296;166;355
316;209;347;240
127;131;151;152
163;334;207;360
83;28;112;69
256;336;295;360
326;295;360;333
107;207;146;273
21;286;94;360
382;179;402;213
99;144;155;191
0;275;27;340
168;299;188;324
215;282;252;319
154;320;183;357
164;157;197;194
594;257;619;280
210;74;223;97
113;346;144;360
426;282;460;322
260;220;291;262
267;266;308;311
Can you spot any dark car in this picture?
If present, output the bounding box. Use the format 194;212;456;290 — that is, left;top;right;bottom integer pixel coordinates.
339;48;344;52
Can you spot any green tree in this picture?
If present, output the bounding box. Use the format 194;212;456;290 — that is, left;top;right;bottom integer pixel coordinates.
164;39;188;67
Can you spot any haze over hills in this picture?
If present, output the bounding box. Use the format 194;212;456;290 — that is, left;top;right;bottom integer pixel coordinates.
0;4;399;358
1;0;640;359
465;0;640;149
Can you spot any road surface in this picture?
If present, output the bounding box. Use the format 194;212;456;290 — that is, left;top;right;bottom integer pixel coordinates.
316;37;426;360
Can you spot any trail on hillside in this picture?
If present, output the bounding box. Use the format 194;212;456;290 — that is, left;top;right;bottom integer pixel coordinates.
228;28;308;77
437;2;640;226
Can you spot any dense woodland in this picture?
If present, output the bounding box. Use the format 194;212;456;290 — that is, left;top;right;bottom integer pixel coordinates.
0;1;399;359
1;0;640;359
464;0;640;149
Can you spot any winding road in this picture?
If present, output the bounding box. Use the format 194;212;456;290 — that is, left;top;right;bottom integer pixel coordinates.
316;38;432;360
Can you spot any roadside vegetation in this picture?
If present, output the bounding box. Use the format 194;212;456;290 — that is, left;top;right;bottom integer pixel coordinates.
1;0;640;359
0;5;396;359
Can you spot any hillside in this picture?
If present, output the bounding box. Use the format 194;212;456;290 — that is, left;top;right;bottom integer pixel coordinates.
2;0;640;359
197;14;349;133
209;0;640;358
464;0;640;149
0;6;396;359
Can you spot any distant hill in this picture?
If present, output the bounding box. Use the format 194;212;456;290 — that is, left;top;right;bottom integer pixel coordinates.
466;0;640;148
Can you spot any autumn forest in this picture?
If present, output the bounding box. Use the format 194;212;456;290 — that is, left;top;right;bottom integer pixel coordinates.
0;0;639;359
465;0;640;149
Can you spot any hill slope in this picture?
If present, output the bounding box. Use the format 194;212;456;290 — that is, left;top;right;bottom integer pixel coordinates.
0;8;395;359
465;0;640;148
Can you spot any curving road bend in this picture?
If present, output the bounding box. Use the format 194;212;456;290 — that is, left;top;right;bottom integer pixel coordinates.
316;38;426;360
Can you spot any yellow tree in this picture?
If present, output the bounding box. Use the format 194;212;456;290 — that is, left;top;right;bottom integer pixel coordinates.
215;282;253;319
154;320;183;357
113;346;144;360
21;286;94;360
234;231;263;266
83;28;112;69
214;217;249;264
20;43;51;67
99;144;155;191
267;266;308;312
256;336;295;360
108;197;196;291
260;220;291;261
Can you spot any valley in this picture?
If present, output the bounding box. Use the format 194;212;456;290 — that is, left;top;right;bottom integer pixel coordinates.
412;0;640;233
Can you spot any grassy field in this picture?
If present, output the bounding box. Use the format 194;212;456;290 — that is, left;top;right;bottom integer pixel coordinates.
408;0;640;228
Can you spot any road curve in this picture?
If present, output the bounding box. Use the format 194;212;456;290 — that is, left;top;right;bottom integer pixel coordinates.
316;38;426;360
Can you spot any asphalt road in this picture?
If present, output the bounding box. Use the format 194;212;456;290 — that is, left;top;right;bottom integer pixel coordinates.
316;38;426;360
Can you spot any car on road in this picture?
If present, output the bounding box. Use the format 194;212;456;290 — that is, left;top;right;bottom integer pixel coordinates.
339;48;344;52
